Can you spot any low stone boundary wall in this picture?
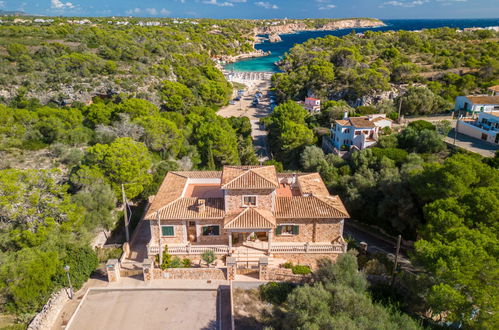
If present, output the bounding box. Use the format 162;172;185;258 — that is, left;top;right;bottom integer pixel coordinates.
28;289;69;330
272;253;339;269
262;267;310;283
153;267;227;280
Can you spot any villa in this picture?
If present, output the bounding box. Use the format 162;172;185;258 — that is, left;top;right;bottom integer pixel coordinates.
454;95;499;116
329;113;392;153
457;112;499;145
304;97;321;113
144;165;349;266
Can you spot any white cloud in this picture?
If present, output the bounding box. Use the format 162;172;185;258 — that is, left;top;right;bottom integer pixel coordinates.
0;1;5;9
319;4;336;10
229;0;247;2
160;8;171;15
145;8;158;15
255;1;278;9
51;0;75;9
203;0;234;6
381;0;428;7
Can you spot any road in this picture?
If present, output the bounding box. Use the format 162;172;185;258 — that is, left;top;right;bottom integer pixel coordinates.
218;72;273;162
445;128;498;157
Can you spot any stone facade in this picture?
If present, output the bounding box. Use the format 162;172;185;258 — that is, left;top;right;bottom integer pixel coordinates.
151;220;185;244
272;253;339;269
273;218;343;243
153;268;227;280
262;267;311;283
225;189;275;213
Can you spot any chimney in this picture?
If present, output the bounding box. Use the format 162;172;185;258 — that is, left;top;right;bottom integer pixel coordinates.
197;199;205;213
343;111;349;119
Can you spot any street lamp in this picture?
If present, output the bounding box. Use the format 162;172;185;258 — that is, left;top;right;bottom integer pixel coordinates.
64;265;74;299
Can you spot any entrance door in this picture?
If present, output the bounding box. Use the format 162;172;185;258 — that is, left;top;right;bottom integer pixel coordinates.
188;221;197;242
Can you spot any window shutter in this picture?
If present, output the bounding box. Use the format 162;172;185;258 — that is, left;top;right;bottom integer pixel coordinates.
276;226;282;235
292;225;299;235
213;226;220;236
162;226;174;236
203;226;209;235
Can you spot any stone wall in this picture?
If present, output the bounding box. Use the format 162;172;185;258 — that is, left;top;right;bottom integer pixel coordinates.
262;267;311;283
273;218;343;243
272;253;339;269
225;189;275;213
27;289;69;330
195;219;229;244
153;267;227;280
150;220;185;245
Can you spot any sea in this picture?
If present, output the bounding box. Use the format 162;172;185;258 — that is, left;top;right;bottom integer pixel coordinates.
224;18;499;72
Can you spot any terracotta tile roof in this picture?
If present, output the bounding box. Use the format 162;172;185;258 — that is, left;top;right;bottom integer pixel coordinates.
335;119;349;126
276;196;349;219
348;117;376;128
221;165;278;189
157;198;224;220
466;95;499;104
371;117;393;123
488;85;499;93
146;172;187;218
174;171;222;179
297;173;329;196
224;208;276;229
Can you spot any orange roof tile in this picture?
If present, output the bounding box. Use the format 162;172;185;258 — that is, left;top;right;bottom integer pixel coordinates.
157;198;224;220
221;165;278;189
276;196;349;219
224;208;276;229
488;85;499;93
297;173;329;196
146;172;187;218
466;95;499;104
175;171;222;179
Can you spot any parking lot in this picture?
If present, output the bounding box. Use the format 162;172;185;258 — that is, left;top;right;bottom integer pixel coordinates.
67;288;223;330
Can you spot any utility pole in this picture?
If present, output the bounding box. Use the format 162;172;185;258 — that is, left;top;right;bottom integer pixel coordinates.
453;115;460;146
64;265;74;299
157;211;162;266
391;235;402;287
397;98;402;124
121;184;130;243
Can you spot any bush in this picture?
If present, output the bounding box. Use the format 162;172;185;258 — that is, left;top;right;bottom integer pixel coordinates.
408;120;435;132
56;244;99;290
159;246;172;270
170;256;182;268
181;258;191;268
201;250;216;266
291;265;311;275
259;281;295;305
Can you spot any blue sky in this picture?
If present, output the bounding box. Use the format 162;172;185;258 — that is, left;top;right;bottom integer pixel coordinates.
1;0;498;19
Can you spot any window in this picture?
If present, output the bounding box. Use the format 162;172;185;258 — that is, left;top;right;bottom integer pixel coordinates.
481;133;488;141
355;131;361;136
161;225;174;237
202;225;220;236
242;195;257;207
276;225;299;236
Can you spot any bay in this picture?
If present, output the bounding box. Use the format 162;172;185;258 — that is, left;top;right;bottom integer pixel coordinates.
224;18;499;72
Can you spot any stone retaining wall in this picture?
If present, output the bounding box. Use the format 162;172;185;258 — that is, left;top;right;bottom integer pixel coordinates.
262;267;310;283
273;253;339;269
28;289;69;330
153;267;227;280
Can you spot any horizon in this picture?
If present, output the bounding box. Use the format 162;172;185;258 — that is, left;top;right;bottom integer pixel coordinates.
1;0;498;19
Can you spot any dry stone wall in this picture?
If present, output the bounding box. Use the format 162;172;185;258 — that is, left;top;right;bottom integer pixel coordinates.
153;267;227;280
27;289;69;330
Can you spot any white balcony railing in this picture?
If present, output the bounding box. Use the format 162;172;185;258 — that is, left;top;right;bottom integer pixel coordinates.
270;243;346;254
147;244;229;256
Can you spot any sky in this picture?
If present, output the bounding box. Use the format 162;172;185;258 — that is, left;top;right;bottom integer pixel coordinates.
1;0;498;19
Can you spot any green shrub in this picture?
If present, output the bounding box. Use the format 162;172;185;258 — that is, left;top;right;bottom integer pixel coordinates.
408;120;435;132
291;265;311;275
283;262;293;269
170;256;182;268
160;246;172;270
201;250;216;266
259;281;295;305
181;258;191;268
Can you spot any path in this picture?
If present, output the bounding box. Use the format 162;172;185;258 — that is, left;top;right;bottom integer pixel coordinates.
218;71;273;162
445;128;498;157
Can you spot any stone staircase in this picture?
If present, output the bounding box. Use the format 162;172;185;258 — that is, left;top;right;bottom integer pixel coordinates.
233;245;284;268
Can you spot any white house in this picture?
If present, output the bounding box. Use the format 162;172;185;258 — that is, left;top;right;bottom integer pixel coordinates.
304;97;321;113
457;112;499;145
329;114;392;152
454;95;499;115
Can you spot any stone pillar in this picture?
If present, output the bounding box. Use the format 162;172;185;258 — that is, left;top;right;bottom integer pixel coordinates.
267;230;272;255
106;259;120;282
259;257;268;281
226;257;237;281
143;259;153;283
228;232;232;255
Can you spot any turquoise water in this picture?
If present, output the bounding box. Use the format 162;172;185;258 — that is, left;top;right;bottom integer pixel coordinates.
224;18;499;72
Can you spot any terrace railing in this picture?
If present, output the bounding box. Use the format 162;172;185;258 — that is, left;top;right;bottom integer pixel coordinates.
147;244;229;256
270;243;346;254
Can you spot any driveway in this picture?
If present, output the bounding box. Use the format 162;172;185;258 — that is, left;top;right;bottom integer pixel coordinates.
445;129;498;157
66;288;227;330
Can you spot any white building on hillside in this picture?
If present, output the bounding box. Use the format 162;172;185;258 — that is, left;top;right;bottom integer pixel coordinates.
454;95;499;116
329;114;392;153
457;112;499;145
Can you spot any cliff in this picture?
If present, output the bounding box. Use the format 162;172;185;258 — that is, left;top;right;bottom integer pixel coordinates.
256;18;385;35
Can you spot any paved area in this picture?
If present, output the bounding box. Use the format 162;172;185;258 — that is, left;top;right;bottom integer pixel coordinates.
67;288;221;330
218;76;273;162
445;129;498;157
